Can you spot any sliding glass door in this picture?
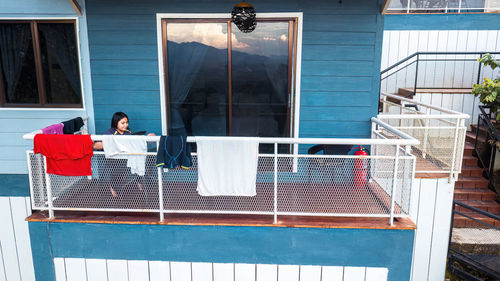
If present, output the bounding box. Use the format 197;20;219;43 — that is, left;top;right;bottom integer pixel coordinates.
162;18;297;138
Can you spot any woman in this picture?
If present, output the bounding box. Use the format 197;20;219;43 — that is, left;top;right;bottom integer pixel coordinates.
95;112;154;197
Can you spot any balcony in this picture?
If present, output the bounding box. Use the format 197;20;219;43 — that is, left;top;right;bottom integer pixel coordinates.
23;94;469;227
24;118;421;226
379;92;469;181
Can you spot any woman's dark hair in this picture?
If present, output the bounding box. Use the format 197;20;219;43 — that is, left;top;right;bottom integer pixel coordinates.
110;112;129;129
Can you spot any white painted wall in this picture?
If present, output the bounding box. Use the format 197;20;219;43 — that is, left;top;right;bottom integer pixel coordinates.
52;258;389;281
0;196;35;281
409;178;455;281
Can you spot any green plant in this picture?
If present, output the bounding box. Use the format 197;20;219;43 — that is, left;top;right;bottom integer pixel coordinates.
472;54;500;120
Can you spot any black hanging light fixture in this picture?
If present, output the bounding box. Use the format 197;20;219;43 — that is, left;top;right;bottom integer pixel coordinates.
231;1;257;33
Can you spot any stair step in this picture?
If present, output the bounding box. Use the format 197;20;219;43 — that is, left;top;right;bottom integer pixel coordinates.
454;188;496;201
462;155;479;167
470;124;487;134
470;123;497;135
455;200;500;215
460;166;484;177
455;176;489;189
463;142;474;156
466;131;487;144
453;215;500;227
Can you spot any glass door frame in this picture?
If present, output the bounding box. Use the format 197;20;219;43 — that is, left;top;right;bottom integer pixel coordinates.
155;13;303;141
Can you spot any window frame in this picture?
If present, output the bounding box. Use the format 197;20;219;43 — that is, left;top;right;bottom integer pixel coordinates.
156;13;303;138
0;18;84;109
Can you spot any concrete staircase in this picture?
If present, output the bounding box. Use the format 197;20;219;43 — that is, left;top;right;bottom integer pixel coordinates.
453;130;500;227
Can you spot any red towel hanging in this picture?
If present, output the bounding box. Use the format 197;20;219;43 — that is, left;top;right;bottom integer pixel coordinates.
34;134;94;176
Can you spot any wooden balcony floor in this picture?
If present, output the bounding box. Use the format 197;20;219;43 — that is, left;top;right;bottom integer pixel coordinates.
415;153;449;178
27;211;415;230
27;180;414;230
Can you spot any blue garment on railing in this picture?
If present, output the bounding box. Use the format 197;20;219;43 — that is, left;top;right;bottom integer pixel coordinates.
156;135;192;169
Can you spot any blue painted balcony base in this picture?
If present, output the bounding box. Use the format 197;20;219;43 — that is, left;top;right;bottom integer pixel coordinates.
0;174;30;197
29;220;415;281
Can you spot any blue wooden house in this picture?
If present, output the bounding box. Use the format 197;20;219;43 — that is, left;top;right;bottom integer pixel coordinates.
1;0;495;281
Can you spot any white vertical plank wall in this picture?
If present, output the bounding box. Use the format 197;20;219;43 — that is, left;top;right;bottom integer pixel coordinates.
381;30;500;128
53;258;390;281
381;30;500;73
0;197;35;281
235;264;254;281
409;178;455;281
149;261;170;281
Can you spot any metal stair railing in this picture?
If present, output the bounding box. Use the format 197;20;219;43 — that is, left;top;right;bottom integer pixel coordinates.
447;200;500;281
380;51;500;100
474;105;500;197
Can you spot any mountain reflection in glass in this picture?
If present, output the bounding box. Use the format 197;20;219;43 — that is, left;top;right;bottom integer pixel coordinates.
231;21;289;137
167;23;229;136
165;21;291;138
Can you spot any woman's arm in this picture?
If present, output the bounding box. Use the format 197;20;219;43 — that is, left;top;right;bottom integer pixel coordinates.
93;141;103;150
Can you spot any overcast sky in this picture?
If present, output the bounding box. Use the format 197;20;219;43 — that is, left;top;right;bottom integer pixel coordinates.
167;21;289;57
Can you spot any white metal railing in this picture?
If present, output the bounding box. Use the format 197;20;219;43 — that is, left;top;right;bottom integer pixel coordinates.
387;0;500;14
379;92;469;181
24;118;418;225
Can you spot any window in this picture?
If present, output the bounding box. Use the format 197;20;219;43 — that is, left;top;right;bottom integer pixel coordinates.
161;17;298;138
0;20;82;108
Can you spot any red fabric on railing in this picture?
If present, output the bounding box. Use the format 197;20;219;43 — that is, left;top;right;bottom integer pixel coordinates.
34;134;94;176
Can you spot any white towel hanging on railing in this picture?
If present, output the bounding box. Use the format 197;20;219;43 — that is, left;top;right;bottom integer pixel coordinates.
196;138;259;196
102;135;147;176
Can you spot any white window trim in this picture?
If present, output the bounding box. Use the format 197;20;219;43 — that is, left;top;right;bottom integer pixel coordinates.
155;12;303;140
0;16;86;111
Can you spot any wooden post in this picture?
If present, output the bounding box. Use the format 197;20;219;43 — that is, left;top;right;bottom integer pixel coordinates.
67;0;82;16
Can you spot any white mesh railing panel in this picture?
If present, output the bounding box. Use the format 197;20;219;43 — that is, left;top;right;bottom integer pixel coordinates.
26;133;416;220
46;153;160;211
380;98;467;176
29;153;47;209
275;156;400;215
161;156;274;213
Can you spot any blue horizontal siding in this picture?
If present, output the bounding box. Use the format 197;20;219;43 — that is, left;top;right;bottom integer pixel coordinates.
0;1;95;174
0;147;29;161
90;60;159;75
301;91;373;107
302;76;372;92
299;120;371;137
90;45;157;60
0;133;30;146
300;106;372;121
298;0;378;10
0;116;86;133
302;31;376;45
0;110;86;119
302;45;375;61
94;104;161;120
87;0;384;138
385;14;500;31
302;60;373;76
87;14;156;30
93;90;160;104
89;30;157;45
0;0;75;14
303;14;378;32
92;75;159;91
94;119;161;135
0;112;86;173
